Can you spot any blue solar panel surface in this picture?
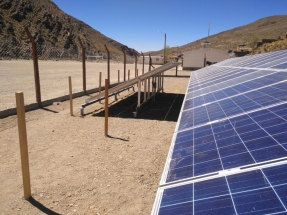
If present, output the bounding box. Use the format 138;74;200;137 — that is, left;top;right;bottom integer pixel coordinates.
157;163;287;215
152;50;287;214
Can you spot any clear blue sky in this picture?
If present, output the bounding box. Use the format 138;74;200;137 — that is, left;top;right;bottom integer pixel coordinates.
52;0;286;52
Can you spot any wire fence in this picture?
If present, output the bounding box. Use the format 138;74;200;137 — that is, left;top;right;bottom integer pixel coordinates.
0;37;148;113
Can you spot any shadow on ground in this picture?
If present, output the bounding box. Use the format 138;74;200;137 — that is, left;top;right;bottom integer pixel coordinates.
28;197;61;215
92;92;185;122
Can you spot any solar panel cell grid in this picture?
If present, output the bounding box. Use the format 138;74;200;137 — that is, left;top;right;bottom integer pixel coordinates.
153;50;287;215
157;164;287;214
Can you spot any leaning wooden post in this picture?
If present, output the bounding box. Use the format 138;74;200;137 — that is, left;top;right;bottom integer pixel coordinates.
24;28;41;106
104;45;110;86
78;37;86;94
68;76;73;116
15;92;31;200
105;79;109;137
99;72;102;93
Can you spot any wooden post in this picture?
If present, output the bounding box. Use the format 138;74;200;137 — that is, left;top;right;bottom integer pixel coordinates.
99;72;102;93
161;72;164;92
176;66;178;77
105;79;109;137
15;92;31;200
136;69;138;87
128;69;130;81
141;52;144;85
204;53;206;67
78;38;86;94
144;79;147;102
150;77;152;97
133;50;137;79
137;80;141;107
123;49;126;82
68;76;73;116
118;70;120;84
104;45;110;86
24;28;41;106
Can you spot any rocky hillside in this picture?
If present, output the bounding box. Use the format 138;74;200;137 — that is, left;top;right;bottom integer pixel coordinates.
147;15;287;57
0;0;136;59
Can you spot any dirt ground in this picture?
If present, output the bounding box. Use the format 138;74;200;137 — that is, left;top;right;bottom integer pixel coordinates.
0;74;190;214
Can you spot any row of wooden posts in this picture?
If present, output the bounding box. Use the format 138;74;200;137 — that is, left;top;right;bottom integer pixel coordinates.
16;54;151;198
16;76;111;199
16;54;160;198
24;27;156;107
16;29;174;199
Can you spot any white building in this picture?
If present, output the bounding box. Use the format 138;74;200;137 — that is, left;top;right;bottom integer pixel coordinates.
183;48;229;69
137;56;164;65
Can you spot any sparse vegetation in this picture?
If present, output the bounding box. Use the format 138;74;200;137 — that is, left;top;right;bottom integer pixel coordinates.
248;35;259;49
249;38;287;55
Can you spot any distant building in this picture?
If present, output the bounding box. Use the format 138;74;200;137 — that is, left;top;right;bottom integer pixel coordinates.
183;48;229;70
137;56;164;65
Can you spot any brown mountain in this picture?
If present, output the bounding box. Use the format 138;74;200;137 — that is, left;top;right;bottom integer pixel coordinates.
0;0;136;59
147;15;287;57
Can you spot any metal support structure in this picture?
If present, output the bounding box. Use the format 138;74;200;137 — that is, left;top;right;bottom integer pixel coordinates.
159;30;166;64
81;62;180;116
164;33;166;64
78;37;86;93
25;28;41;106
104;44;110;85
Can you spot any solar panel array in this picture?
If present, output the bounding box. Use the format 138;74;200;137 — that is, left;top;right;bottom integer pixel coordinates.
152;50;287;214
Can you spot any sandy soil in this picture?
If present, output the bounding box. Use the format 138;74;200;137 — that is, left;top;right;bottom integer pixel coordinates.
0;61;182;111
0;74;190;214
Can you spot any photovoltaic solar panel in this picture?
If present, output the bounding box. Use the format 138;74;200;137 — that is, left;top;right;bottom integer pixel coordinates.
152;50;287;214
155;163;287;214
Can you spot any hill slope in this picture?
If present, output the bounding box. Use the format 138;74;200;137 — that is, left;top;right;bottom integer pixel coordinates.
147;15;287;57
0;0;135;59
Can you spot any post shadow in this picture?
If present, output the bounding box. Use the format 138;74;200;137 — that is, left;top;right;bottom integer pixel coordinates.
28;197;61;215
